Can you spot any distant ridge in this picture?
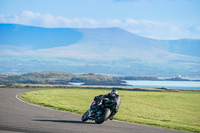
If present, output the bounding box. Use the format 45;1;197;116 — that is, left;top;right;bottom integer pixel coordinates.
1;23;199;58
0;23;83;49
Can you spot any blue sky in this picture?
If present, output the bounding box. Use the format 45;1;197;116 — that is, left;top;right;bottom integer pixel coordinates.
0;0;200;39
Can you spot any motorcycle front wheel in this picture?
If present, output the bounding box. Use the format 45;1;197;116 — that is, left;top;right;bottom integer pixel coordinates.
95;108;110;124
82;110;89;122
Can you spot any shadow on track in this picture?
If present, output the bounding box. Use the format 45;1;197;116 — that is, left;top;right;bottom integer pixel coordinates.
34;119;95;124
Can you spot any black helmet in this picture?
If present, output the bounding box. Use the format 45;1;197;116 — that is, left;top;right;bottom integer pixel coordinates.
111;89;118;95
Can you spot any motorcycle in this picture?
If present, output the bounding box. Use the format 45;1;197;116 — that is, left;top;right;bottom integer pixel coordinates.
81;95;116;124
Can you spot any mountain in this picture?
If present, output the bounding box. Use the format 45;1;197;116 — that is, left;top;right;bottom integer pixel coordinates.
168;39;200;57
0;23;200;77
0;23;83;49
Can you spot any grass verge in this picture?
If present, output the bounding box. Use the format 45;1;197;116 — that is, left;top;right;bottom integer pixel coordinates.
19;88;200;132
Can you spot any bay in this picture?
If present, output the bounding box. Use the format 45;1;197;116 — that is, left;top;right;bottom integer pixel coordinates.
124;80;200;90
68;82;84;86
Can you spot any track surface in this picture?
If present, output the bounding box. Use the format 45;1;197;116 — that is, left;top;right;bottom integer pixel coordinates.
0;88;189;133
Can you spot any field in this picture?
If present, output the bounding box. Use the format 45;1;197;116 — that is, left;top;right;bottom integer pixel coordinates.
19;88;200;132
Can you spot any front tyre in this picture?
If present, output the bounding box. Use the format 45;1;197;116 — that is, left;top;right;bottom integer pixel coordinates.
82;110;89;122
95;108;111;124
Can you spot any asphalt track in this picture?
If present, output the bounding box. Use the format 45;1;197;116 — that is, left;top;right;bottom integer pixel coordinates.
0;88;190;133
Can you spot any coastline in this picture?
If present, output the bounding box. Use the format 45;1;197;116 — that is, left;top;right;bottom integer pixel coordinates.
1;83;200;92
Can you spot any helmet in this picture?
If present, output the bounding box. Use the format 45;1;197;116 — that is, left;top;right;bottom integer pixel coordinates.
111;89;118;95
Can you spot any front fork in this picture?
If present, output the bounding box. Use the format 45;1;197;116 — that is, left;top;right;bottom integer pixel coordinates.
88;106;103;120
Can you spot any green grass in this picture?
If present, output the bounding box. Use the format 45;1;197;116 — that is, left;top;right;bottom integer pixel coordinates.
20;88;200;132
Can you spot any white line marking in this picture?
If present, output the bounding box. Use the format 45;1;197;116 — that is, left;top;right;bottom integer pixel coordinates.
15;93;82;116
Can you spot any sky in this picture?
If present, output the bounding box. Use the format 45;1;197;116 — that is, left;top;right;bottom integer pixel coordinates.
0;0;200;40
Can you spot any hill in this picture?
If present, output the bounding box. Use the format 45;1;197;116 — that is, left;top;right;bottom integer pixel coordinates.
0;71;125;85
0;24;83;49
167;39;200;57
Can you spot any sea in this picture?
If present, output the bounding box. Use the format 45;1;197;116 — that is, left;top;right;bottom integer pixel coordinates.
124;80;200;90
69;80;200;90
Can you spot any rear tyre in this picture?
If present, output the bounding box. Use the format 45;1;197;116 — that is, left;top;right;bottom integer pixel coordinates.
82;110;89;122
95;108;110;124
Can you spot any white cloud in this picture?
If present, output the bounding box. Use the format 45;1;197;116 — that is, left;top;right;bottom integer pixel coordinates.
113;0;152;2
196;25;200;31
0;10;98;28
101;18;189;40
0;10;199;40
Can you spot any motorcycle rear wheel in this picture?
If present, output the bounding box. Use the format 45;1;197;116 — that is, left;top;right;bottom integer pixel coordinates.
95;108;110;124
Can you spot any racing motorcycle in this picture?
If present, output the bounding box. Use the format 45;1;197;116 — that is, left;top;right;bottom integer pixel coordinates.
81;95;117;124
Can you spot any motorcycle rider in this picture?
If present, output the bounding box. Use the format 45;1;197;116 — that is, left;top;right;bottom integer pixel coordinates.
100;89;121;120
